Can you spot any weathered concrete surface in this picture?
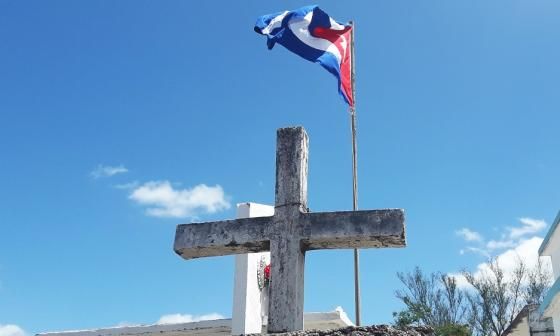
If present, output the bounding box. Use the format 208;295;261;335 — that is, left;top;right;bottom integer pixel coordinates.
275;127;308;212
174;126;407;333
174;216;271;259
174;209;405;259
304;210;405;250
248;325;434;336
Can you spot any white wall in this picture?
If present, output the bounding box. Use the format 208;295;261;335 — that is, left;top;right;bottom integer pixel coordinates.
231;203;274;335
543;223;560;280
542;223;560;335
551;248;560;280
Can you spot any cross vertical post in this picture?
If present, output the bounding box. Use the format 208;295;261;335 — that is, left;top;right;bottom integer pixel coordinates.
268;127;308;333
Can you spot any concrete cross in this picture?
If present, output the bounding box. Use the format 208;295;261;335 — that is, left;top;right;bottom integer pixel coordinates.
174;126;406;334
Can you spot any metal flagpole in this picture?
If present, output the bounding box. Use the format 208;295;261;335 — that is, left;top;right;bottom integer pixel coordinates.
348;20;361;326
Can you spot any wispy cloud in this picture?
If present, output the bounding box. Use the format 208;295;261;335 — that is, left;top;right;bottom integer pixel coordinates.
456;217;547;257
0;325;25;336
129;181;230;218
157;313;224;325
508;217;546;239
462;246;490;258
113;181;140;190
91;164;128;179
456;228;483;242
486;239;516;251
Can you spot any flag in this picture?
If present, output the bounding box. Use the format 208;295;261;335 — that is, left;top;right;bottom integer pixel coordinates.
255;6;354;107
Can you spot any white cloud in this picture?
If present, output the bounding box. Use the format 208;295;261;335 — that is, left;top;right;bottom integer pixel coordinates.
0;325;25;336
91;164;128;178
456;228;483;242
452;237;552;289
491;237;548;275
157;313;224;325
508;217;546;239
129;181;230;218
447;272;471;289
451;216;552;291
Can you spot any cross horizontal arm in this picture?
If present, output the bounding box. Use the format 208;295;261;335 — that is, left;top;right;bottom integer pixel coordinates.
301;209;406;250
174;216;273;260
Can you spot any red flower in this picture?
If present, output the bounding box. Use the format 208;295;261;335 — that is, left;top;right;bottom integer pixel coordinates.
264;264;271;280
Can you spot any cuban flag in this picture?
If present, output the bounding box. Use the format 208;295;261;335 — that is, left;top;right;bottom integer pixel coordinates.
255;6;354;107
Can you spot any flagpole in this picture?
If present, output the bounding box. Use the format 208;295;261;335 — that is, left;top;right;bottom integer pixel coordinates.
348;20;361;327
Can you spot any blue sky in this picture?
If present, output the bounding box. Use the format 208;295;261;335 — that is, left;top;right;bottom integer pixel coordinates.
1;1;560;334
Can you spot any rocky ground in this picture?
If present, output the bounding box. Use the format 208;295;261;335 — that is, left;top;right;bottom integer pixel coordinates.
256;325;434;336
